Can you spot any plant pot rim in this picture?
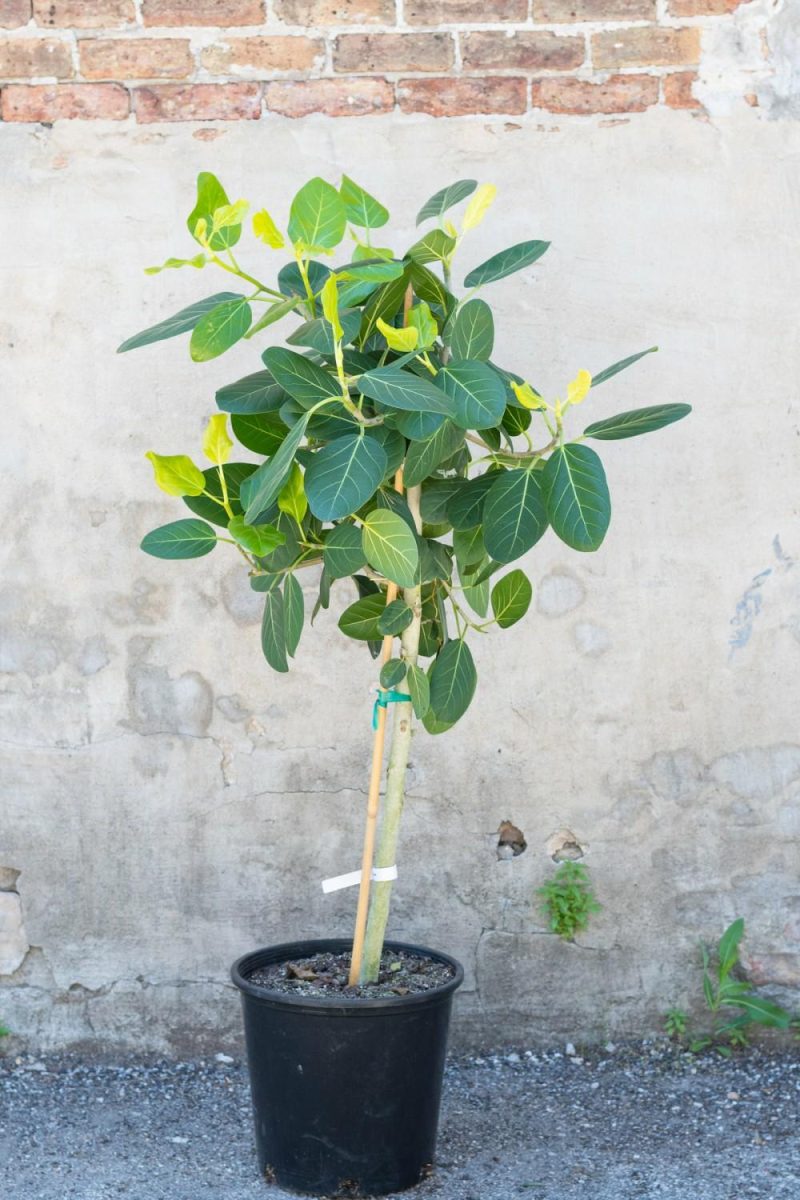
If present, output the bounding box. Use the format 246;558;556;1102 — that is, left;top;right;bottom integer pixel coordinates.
231;937;464;1014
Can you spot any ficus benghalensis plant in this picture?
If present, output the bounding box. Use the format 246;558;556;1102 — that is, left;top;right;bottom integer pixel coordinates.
121;173;690;981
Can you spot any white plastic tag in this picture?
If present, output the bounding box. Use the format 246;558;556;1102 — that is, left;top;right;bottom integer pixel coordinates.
321;865;398;894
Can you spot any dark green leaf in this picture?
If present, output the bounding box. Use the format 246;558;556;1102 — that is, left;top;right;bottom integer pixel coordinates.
286;309;362;356
262;347;339;406
405;229;456;265
366;424;405;478
448;299;494;362
187;172;240;251
375;488;416;530
342;260;405;284
446;471;497;530
288;177;346;250
717;919;745;980
377;599;414;636
416;179;477;226
393;408;445;441
591;345;658;388
463;574;489;617
438;361;506;430
305;434;387;521
230;412;285;456
261;588;288;673
362;508;419;588
429;638;477;724
358;366;453;415
190;298;251;362
338;592;386;641
454;524;485;571
324;523;366;579
417;538;452;585
380;658;407;688
278;259;330;299
245;295;299;340
243;415;309;523
464;240;550;289
117;292;242;353
141;518;217;560
183;463;257;528
228;516;285;556
406;260;454;313
732;996;791;1029
406;663;430;718
250;573;281;593
339;175;389;229
501;404;531;436
491;569;532;629
404;421;464;488
284;574;304;658
543;444;610;553
420;477;464;524
216;371;285;415
583;403;691;441
483;469;548;563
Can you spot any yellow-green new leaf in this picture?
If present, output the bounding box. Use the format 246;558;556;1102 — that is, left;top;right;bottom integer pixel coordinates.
202;414;233;465
144;255;206;275
321;274;343;341
408;302;437;350
376;318;419;353
567;369;592;406
213;200;249;231
252;208;285;249
511;380;546;411
462;183;496;232
277;463;308;525
146;451;205;497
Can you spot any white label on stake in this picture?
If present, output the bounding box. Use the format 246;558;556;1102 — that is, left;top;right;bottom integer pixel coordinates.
321;865;398;894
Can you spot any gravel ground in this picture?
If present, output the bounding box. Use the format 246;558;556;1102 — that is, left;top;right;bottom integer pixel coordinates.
1;1042;799;1200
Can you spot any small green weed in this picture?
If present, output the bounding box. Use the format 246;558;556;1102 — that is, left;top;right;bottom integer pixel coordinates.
664;1007;688;1040
537;862;600;941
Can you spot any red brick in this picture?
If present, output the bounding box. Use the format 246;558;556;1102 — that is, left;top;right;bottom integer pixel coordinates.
265;77;393;117
668;0;740;13
333;33;453;74
33;0;134;26
531;73;658;114
663;69;701;109
0;1;31;28
533;0;655;21
398;76;527;117
142;0;264;26
0;36;72;76
1;81;128;119
462;31;584;71
592;26;700;68
274;0;393;24
405;0;526;22
80;38;193;79
201;36;323;73
134;81;261;120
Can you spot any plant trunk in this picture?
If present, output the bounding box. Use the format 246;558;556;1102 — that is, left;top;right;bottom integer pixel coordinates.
360;483;423;983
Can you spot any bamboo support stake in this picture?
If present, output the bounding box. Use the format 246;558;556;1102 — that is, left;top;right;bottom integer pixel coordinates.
348;284;415;988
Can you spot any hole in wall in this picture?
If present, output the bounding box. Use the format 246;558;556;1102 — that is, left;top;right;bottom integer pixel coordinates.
496;821;527;860
546;828;586;862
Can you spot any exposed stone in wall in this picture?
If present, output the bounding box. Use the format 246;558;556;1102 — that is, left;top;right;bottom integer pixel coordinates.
0;870;29;976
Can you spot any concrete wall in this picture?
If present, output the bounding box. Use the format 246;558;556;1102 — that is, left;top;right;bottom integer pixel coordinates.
2;102;800;1052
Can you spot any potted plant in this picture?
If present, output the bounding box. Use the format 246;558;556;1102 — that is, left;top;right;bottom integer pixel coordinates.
120;173;690;1196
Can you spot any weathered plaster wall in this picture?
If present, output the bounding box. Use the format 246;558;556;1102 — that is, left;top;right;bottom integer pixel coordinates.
2;107;800;1052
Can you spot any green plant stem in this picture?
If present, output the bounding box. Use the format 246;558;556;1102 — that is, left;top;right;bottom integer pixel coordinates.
360;483;423;983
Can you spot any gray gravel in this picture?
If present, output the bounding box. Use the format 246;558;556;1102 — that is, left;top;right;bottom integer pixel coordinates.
1;1042;799;1200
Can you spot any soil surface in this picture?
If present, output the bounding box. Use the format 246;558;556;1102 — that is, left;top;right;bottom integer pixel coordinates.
1;1042;799;1199
247;949;455;998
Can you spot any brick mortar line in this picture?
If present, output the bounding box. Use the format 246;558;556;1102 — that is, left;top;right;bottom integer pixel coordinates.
0;64;698;83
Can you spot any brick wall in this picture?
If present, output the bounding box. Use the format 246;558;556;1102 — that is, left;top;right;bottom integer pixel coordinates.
0;0;767;120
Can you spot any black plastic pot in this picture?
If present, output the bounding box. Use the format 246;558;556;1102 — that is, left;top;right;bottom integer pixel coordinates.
231;938;464;1197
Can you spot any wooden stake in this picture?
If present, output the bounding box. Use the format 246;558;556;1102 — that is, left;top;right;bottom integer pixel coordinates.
348;284;415;988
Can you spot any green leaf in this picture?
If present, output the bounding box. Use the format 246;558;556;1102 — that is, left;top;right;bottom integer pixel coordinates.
448;299;494;362
429;638;477;724
406;663;430;718
405;229;456;266
342;259;405;284
731;995;791;1029
184;463;257;528
380;658;407;688
717;919;745;980
453;525;485;571
464;240;550;289
245;295;300;339
362;508;420;588
243;415;309;523
278;259;330;298
358;366;453;415
416;179;477;226
231;412;287;457
404;420;464;489
358;268;410;346
323;523;366;578
463;574;489;617
377;599;414;636
446;471;498;530
278;462;307;525
190;297;252;362
228;516;285;556
543;444;610;553
288;177;346;251
591;346;658;388
437;362;506;430
407;260;454;314
491;569;532;629
339;175;389;229
418;538;453;585
284;574;304;658
145;452;205;497
216;371;285;415
261;587;288;673
483;469;548;563
117;292;242;353
305;434;387;522
583;403;691;441
408;302;438;350
188;172;240;251
420;478;463;524
141;518;217;560
144;254;206;275
286;310;362;357
393;408;445;441
502;404;531;436
366;425;405;478
262;347;340;406
338;592;386;641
